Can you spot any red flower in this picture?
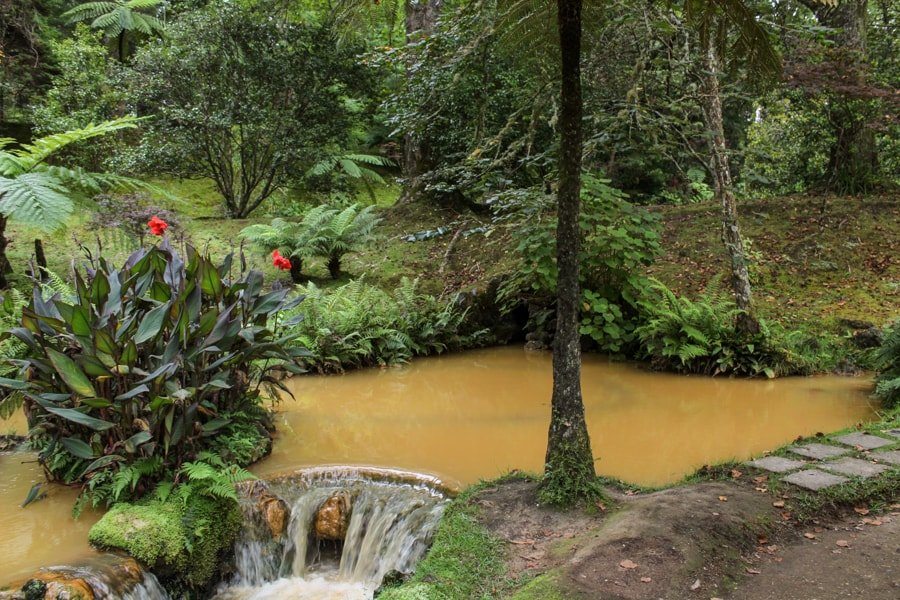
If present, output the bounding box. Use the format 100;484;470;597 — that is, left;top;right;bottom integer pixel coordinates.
148;215;169;236
271;250;292;271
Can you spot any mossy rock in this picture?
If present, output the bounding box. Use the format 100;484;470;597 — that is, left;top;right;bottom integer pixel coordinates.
88;494;241;589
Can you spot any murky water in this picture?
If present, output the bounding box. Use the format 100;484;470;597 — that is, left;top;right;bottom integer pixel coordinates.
0;346;876;585
256;347;876;488
0;452;102;582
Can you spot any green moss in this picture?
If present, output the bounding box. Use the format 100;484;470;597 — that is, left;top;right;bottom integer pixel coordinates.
378;481;514;600
510;572;569;600
539;438;607;507
88;493;241;589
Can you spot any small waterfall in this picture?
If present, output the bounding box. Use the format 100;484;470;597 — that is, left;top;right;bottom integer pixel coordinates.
216;468;449;600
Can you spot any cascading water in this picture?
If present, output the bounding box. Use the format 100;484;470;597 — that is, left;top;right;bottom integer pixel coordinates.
215;468;450;600
21;555;170;600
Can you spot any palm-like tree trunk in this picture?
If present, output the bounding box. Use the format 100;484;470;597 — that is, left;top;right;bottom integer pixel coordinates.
0;217;11;289
541;0;596;505
701;36;759;335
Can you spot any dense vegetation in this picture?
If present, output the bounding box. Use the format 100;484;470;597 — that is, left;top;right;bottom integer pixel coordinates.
0;0;896;591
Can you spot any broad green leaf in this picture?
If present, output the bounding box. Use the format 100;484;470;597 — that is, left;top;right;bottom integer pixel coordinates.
43;406;113;431
124;431;152;453
134;302;170;344
61;437;95;459
46;348;96;397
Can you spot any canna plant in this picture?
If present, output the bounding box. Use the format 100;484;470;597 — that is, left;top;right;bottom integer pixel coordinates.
0;238;306;506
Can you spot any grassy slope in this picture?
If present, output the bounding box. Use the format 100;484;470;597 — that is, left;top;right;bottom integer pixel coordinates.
5;180;897;332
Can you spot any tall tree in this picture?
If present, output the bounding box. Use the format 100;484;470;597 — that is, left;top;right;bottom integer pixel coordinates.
399;0;444;203
540;0;599;506
687;0;779;335
793;0;878;193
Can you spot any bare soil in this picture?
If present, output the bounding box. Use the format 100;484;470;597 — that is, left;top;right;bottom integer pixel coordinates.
472;479;900;599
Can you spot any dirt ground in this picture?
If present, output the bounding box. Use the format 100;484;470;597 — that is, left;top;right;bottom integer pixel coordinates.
473;479;899;599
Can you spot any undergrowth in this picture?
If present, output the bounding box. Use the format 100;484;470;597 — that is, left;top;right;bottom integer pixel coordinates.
287;277;486;373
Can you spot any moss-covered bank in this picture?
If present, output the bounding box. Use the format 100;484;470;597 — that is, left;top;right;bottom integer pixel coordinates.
88;493;241;592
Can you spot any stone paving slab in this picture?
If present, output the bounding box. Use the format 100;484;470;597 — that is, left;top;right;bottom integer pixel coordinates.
819;457;889;479
782;469;849;491
788;443;849;460
833;432;893;450
872;450;900;466
883;428;900;439
745;456;806;473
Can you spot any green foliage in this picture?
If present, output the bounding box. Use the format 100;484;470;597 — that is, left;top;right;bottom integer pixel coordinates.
307;153;395;203
496;176;660;353
125;0;373;217
88;459;245;588
635;280;824;377
314;204;382;278
29;26;126;170
0;117;144;232
287;278;482;373
0;240;305;506
62;0;166;42
874;322;900;409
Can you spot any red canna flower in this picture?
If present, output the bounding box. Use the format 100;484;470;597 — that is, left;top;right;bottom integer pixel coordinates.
271;250;292;271
148;215;169;236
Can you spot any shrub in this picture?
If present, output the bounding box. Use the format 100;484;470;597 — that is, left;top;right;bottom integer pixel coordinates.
635;281;826;378
88;453;248;589
495;176;660;353
90;193;183;252
313;204;382;279
287;278;482;373
874;322;900;409
0;240;305;506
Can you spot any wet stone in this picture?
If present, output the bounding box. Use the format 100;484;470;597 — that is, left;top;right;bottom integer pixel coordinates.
872;450;900;466
745;456;806;473
833;432;893;450
788;443;848;460
820;457;888;479
782;469;849;491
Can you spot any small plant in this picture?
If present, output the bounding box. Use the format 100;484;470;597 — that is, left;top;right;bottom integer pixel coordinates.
874;321;900;409
315;204;381;279
91;193;183;251
0;238;306;507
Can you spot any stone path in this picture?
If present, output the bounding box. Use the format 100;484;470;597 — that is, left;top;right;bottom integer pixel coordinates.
744;430;900;492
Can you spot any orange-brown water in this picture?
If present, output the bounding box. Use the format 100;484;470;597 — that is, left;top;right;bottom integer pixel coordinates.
0;346;876;581
255;347;876;488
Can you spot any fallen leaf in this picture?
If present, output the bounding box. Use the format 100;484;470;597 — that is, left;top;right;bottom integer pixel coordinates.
640;577;652;583
862;518;882;526
690;579;701;591
804;533;817;539
757;535;769;544
510;539;535;545
836;540;851;548
773;500;785;508
619;559;638;570
595;501;607;512
854;507;870;515
730;469;743;479
753;476;767;484
718;495;728;502
746;568;761;575
614;580;626;587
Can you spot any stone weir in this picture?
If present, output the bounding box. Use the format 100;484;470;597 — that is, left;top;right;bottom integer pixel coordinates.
213;466;453;600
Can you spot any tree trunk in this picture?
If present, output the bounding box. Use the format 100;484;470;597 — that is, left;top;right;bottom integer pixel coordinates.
327;253;341;279
398;0;444;204
289;256;304;283
701;36;759;336
541;0;597;506
118;31;126;63
0;217;11;289
33;238;47;281
799;0;876;193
